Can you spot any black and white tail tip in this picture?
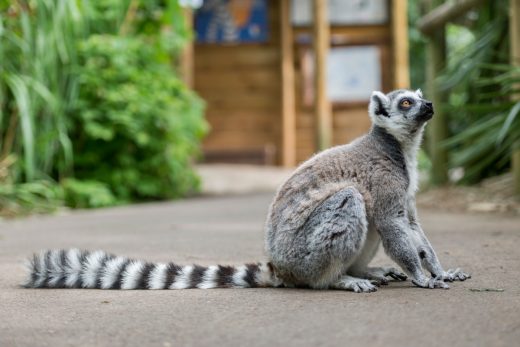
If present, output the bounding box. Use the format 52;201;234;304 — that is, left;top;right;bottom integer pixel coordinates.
23;249;282;290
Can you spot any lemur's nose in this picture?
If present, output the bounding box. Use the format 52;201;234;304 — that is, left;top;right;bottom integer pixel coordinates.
424;101;433;110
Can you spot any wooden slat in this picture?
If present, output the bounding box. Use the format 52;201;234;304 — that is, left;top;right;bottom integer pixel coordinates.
391;0;410;89
203;146;277;165
205;115;277;132
280;0;297;167
194;47;279;68
179;8;194;87
333;110;371;144
197;87;279;99
194;69;280;90
333;109;371;125
313;0;332;150
202;93;280;110
204;131;277;148
295;25;391;43
204;108;279;119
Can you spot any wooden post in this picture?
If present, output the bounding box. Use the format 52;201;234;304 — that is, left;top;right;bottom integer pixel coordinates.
511;0;520;195
392;0;410;89
425;0;449;185
280;0;297;167
179;8;194;88
312;0;332;151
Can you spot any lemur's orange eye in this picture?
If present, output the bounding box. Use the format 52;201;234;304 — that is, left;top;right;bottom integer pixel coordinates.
401;100;411;107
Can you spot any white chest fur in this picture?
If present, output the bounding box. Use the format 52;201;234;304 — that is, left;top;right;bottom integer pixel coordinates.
402;130;423;197
404;149;419;196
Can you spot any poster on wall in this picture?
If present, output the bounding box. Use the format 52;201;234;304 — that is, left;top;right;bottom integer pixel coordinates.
327;46;382;102
292;0;388;26
195;0;269;44
301;46;382;104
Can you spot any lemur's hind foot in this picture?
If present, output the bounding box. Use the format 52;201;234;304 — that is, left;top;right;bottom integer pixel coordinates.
332;275;378;293
350;266;407;285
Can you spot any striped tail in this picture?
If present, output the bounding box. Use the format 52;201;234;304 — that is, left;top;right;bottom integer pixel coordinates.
23;249;282;290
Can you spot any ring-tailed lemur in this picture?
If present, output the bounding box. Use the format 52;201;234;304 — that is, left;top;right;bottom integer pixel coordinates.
23;89;470;292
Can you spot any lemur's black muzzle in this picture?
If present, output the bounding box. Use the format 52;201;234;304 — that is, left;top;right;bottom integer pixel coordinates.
418;101;434;121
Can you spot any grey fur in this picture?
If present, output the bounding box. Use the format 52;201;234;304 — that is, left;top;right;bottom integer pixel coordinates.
265;89;470;292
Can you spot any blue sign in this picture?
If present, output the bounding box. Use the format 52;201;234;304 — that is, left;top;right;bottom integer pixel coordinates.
195;0;269;44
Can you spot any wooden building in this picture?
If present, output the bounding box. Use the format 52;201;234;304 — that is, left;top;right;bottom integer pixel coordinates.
184;0;409;166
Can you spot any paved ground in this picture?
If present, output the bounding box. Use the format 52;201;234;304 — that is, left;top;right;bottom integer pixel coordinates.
196;164;292;195
1;193;519;347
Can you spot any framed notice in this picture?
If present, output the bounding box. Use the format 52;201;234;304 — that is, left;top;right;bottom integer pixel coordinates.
328;46;382;102
291;0;388;26
195;0;269;44
301;46;382;104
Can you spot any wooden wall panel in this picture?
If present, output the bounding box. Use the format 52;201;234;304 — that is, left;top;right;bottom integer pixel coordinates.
194;4;282;164
294;108;372;164
333;109;372;145
194;2;401;166
292;28;392;164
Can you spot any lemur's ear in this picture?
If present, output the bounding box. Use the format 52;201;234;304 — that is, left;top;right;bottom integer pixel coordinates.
369;91;390;118
415;88;423;98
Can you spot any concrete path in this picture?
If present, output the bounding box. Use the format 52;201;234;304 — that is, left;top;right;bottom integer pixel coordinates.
1;193;519;347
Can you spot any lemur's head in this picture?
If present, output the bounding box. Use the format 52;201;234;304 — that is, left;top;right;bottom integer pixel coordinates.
368;89;433;143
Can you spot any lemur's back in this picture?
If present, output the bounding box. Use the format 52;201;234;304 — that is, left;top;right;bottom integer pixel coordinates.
266;136;367;235
265;129;402;241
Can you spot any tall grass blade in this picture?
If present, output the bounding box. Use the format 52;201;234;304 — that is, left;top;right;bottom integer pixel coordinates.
5;74;35;181
497;102;520;144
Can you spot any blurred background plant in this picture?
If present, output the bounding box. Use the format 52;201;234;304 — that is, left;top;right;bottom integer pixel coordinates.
439;0;516;184
0;0;207;216
410;0;518;186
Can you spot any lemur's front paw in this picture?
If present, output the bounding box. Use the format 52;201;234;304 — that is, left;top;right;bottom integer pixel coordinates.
412;277;450;289
441;268;471;282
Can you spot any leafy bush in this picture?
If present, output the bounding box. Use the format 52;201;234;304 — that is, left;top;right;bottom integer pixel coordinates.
0;180;63;217
437;0;512;183
444;64;520;183
62;179;117;208
0;0;207;214
72;35;207;201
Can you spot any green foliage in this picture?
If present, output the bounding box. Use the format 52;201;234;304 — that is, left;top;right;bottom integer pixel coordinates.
0;0;84;182
0;0;206;214
418;149;432;173
0;180;63;217
62;179;116;208
72;34;207;200
443;64;520;183
437;0;512;184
